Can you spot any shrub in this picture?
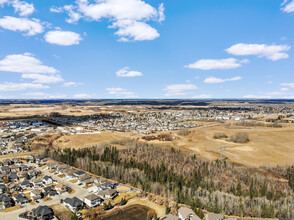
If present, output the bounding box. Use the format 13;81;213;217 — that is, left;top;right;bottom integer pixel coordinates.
230;132;249;143
213;133;228;139
177;129;191;136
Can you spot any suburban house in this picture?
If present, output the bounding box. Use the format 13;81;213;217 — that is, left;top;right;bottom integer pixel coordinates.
10;165;20;173
20;164;29;171
27;154;35;163
0;195;13;209
32;205;54;220
55;183;67;194
73;171;86;179
0;184;6;194
43;176;53;185
32;178;44;188
97;189;118;200
95;181;115;191
13;193;29;204
83;194;103;208
178;207;201;220
20;180;32;189
63;197;84;212
8;173;19;182
165;214;180;220
31;189;42;201
1;166;10;173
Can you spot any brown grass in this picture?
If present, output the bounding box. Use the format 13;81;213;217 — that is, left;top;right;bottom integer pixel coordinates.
172;124;294;167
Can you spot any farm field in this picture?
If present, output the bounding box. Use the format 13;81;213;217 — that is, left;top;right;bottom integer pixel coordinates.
170;123;294;167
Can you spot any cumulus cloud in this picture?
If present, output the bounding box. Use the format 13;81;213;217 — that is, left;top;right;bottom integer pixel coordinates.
192;94;212;99
0;53;58;74
116;67;143;77
74;93;95;98
0;0;34;16
281;83;294;88
24;92;67;99
0;82;49;91
243;95;271;99
0;53;63;85
185;58;248;70
163;83;198;96
204;76;242;84
51;0;164;41
0;16;43;36
12;0;34;16
21;73;64;84
226;43;291;61
63;82;82;87
106;87;138;98
44;31;82;46
282;0;294;13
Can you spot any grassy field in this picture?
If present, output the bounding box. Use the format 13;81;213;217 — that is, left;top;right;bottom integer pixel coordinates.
51;204;73;220
53;131;138;149
170;123;294;167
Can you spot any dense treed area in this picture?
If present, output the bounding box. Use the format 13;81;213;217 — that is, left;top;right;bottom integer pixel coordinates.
43;140;294;218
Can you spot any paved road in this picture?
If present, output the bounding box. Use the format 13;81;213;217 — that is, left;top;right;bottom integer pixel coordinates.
1;164;88;219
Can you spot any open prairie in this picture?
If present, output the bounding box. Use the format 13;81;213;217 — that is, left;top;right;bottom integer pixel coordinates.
170;123;294;167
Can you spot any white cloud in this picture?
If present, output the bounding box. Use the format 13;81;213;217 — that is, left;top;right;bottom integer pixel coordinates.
0;82;49;91
0;16;43;36
21;73;64;84
192;94;212;99
63;82;82;87
49;6;63;13
12;0;34;16
163;83;198;96
116;67;143;77
282;0;294;13
44;31;82;46
158;3;165;22
106;87;138;98
185;58;248;70
53;0;164;41
281;83;294;88
111;20;159;41
74;93;95;98
204;76;242;84
0;0;34;16
0;53;58;74
280;87;289;91
24;92;67;99
226;43;291;61
243;95;271;99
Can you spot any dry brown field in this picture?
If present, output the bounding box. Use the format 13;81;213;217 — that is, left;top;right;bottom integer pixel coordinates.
168;122;294;167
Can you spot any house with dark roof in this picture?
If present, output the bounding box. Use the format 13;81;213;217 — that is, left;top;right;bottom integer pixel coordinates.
8;173;18;182
20;180;32;189
13;193;29;204
32;205;54;220
63;197;84;212
0;184;6;194
73;171;86;179
43;175;53;185
0;195;13;209
1;166;10;173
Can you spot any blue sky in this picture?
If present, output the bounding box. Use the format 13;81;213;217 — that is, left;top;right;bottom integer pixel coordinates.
0;0;294;99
